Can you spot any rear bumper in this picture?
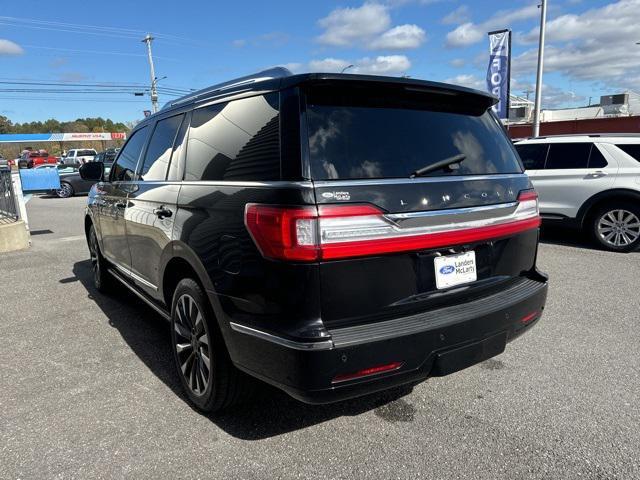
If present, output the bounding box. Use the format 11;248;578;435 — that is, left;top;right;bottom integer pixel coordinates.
227;275;548;404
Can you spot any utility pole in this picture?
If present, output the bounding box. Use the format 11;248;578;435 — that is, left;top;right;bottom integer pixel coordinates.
532;0;547;137
142;34;158;113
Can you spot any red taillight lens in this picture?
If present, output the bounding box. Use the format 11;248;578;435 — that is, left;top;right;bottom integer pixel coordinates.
245;193;541;262
244;204;319;261
333;361;404;383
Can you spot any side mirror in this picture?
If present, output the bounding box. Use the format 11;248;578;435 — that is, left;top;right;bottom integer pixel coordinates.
80;161;104;181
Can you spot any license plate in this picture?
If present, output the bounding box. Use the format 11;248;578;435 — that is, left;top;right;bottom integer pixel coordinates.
434;251;477;289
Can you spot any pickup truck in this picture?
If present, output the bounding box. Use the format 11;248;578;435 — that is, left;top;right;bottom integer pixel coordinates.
61;149;98;165
17;150;59;169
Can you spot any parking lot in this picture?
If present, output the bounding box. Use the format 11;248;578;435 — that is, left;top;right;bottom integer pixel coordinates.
1;195;639;479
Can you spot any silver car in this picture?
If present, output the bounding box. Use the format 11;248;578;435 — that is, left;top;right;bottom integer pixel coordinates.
514;134;640;252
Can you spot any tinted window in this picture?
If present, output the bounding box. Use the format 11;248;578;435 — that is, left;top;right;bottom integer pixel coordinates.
616;144;640;162
139;114;184;181
111;126;148;181
544;143;591;169
588;145;608;168
167;112;189;181
185;93;280;181
78;150;96;156
515;144;548;170
305;91;521;180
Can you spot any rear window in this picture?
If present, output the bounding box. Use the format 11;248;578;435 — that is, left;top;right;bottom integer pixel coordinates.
78;150;96;156
305;87;522;180
615;144;640;162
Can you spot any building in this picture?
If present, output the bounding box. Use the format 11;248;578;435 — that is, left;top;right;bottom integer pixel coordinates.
506;91;640;138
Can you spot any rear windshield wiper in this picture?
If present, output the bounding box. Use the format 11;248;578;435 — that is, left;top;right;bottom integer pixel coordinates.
410;153;467;178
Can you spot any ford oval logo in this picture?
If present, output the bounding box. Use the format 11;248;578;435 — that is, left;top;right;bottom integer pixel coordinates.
440;265;455;275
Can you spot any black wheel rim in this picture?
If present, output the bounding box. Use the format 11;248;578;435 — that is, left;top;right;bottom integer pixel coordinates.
89;231;101;286
174;294;211;396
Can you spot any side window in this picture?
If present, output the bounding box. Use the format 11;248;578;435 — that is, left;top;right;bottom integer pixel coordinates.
185;93;280;181
167;112;189;181
515;144;548;170
139;114;184;181
545;143;591;169
110;126;149;182
615;144;640;162
588;145;608;168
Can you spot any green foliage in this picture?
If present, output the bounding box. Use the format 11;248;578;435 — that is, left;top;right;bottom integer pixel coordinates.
1;116;129;134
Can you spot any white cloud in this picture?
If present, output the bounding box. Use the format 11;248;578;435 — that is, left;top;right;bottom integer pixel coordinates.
445;5;539;47
308;55;411;75
370;24;426;49
316;3;426;50
445;74;584;108
512;0;640;91
444;73;486;90
0;39;24;56
442;5;470;25
317;3;391;47
449;58;466;68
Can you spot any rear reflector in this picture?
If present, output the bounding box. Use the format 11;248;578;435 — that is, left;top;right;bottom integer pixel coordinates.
245;189;540;262
520;311;540;325
332;361;404;383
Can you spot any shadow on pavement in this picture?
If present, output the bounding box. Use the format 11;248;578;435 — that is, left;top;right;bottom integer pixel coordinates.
539;225;598;250
70;259;414;440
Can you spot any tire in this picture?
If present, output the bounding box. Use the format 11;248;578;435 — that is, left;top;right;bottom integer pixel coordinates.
56;182;74;198
590;202;640;252
170;278;254;413
88;224;114;292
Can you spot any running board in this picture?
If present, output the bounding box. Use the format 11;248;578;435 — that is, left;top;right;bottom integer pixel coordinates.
107;267;171;321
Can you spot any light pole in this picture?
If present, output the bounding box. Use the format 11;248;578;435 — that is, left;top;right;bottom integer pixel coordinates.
532;0;547;137
142;34;159;113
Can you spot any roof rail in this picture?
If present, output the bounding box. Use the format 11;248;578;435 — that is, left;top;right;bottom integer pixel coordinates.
162;67;292;110
522;133;640;140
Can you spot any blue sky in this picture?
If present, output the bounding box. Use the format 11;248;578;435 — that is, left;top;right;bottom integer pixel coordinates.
1;0;638;124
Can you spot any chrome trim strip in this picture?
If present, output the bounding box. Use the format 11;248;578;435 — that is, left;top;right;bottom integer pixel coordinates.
229;322;334;351
387;202;518;228
113;262;158;291
312;173;525;188
107;268;170;321
178;180;314;188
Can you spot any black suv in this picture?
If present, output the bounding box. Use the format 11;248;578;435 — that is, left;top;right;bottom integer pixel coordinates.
80;68;548;412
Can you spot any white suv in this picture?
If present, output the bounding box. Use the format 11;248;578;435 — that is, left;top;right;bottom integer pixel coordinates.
62;149;97;165
514;134;640;252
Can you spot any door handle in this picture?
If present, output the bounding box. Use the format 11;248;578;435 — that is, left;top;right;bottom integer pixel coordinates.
153;206;172;219
586;171;607;178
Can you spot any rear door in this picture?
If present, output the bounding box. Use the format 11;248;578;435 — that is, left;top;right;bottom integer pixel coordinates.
100;126;149;270
301;83;539;327
126;112;188;298
527;142;616;218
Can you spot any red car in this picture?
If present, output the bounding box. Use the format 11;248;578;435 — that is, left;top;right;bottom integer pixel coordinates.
18;150;58;169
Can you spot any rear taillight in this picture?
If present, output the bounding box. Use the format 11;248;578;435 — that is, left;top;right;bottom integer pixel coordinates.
245;190;540;262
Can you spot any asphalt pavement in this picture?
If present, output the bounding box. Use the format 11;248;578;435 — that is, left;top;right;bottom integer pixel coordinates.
1;195;639;479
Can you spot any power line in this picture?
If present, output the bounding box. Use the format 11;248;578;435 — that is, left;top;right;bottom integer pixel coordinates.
0;16;211;47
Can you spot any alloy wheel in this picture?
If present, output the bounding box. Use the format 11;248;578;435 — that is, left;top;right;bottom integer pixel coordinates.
56;183;73;198
89;231;101;286
597;209;640;248
173;294;211;396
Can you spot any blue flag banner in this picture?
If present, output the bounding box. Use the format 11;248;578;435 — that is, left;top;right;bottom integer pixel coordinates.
486;30;511;119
